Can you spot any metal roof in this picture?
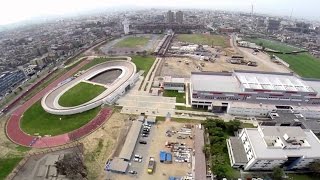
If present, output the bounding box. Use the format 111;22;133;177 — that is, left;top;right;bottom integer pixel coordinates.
118;120;142;160
146;116;156;123
109;157;129;173
191;71;320;93
235;72;314;92
191;72;240;92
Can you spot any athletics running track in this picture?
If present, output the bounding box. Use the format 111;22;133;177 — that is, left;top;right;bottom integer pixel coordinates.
6;57;112;148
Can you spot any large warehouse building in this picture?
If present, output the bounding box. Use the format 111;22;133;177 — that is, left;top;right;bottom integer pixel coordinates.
190;71;320;118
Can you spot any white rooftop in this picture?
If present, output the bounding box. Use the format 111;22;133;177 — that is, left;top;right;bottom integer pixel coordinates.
245;126;320;159
164;76;185;83
191;73;240;92
235;72;315;92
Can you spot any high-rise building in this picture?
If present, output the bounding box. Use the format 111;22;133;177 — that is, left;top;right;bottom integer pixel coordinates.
167;10;175;23
176;11;184;24
122;19;130;35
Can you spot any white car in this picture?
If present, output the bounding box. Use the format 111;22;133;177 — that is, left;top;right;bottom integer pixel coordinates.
134;154;142;159
134;158;142;163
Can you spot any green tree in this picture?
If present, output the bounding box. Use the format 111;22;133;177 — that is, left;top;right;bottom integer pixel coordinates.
141;50;147;57
309;161;320;174
226;120;241;133
272;166;284;180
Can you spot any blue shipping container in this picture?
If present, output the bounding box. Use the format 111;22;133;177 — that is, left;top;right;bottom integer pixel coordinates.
160;151;166;162
165;153;172;163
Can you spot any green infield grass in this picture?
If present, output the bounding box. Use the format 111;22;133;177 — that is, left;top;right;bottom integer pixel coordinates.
245;38;301;52
21;101;100;136
246;38;320;78
115;36;150;48
177;34;229;47
59;82;105;107
276;53;320;78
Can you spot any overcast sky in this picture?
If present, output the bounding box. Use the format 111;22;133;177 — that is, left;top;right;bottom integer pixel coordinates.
0;0;319;25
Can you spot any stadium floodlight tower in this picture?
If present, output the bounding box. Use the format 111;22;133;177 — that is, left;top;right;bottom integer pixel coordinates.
122;18;130;35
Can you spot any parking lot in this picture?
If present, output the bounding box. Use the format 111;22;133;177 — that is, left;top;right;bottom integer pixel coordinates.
105;122;155;180
106;120;195;180
139;121;194;180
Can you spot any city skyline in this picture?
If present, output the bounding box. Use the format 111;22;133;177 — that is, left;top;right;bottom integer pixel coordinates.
0;0;320;26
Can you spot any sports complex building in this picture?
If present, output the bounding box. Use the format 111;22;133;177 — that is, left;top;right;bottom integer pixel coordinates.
190;71;320;118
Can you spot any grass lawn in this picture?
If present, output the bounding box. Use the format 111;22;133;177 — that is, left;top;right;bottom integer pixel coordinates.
15;146;31;152
241;123;256;128
131;56;155;74
163;90;185;103
21;101;100;136
115;36;150;48
59;82;105;107
245;38;301;52
276;53;320;78
177;34;229;47
0;157;23;179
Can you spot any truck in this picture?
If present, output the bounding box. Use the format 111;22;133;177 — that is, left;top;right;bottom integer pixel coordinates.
147;157;155;174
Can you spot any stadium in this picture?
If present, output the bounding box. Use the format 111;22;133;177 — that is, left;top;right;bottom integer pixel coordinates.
41;59;137;115
191;70;320;118
6;56;138;148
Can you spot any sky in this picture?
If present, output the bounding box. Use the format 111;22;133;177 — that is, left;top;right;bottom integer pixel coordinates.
0;0;319;25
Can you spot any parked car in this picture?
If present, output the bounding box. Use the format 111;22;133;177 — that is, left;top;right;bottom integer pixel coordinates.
134;154;143;159
134;158;142;163
129;170;137;174
141;134;148;137
139;140;147;144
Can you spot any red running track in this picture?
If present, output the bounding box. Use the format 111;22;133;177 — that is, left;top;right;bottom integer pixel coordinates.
6;58;113;148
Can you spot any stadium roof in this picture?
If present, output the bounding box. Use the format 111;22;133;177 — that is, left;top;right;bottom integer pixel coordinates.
118;120;142;161
191;71;320;94
191;72;240;92
235;71;315;92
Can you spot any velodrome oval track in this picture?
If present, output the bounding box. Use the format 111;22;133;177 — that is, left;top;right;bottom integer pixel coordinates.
41;60;136;115
6;56;134;148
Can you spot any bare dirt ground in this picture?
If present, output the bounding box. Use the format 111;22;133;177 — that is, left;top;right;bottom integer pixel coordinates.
159;57;200;78
238;47;290;73
160;50;289;78
139;121;193;180
80;109;131;180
